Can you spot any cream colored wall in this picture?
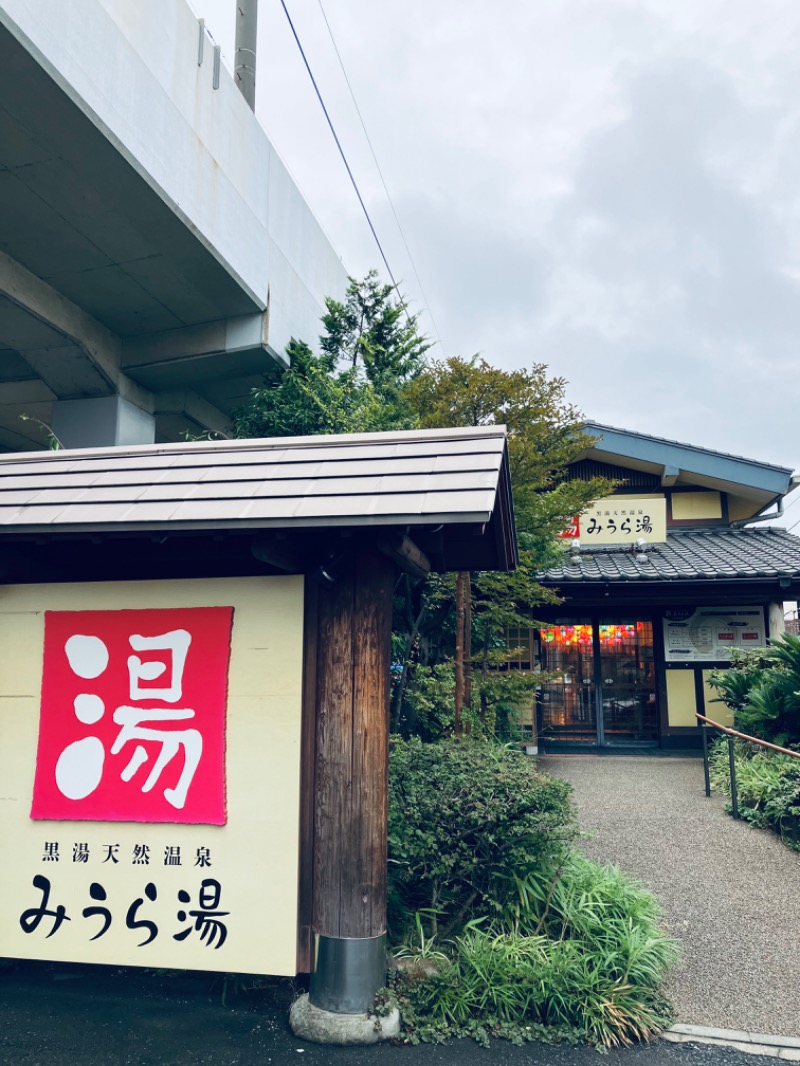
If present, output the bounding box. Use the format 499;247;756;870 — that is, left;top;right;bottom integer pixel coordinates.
607;492;664;499
702;670;733;727
666;667;733;728
665;670;697;727
769;602;786;639
671;492;722;520
0;577;304;976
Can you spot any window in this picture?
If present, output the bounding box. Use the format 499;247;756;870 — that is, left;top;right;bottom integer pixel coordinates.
501;627;533;671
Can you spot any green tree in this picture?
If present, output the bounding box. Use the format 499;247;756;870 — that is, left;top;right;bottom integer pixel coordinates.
230;280;609;739
321;270;430;386
404;356;605;545
393;357;612;737
232;339;389;439
233;273;428;440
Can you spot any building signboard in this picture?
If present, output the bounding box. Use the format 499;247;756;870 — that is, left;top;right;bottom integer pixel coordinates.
663;606;766;663
0;577;304;976
572;497;667;546
558;515;581;539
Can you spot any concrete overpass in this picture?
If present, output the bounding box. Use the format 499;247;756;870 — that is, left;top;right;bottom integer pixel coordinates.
0;0;347;450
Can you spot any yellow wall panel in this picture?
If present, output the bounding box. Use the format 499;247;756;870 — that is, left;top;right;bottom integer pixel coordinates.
702;669;733;727
0;577;304;976
608;492;665;500
671;492;722;520
666;669;697;727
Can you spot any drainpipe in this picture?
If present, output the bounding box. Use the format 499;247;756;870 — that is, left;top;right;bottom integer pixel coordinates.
731;474;800;528
729;496;784;529
235;0;258;111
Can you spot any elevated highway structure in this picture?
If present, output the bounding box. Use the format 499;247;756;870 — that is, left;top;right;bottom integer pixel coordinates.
0;0;346;450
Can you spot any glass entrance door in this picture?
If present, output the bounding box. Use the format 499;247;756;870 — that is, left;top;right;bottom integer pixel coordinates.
538;622;597;742
598;620;658;743
537;618;658;745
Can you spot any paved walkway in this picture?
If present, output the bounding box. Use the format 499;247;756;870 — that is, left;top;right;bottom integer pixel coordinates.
540;756;800;1038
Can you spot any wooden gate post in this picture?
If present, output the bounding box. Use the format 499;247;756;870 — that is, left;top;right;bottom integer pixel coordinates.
309;551;394;1013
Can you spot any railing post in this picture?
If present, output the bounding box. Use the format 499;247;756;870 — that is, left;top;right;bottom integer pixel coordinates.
727;735;739;819
701;724;711;797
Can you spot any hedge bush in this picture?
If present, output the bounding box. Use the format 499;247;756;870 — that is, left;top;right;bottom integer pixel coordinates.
388;739;576;942
387;740;677;1047
398;856;676;1048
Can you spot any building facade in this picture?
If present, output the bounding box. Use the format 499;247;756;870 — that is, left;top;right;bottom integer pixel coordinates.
528;424;800;752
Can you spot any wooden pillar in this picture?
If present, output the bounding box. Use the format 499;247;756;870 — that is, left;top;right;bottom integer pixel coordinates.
454;572;466;738
308;551;394;1012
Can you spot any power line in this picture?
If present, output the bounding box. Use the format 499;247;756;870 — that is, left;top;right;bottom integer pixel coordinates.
766;486;800;531
314;0;445;353
779;488;800;516
278;0;409;319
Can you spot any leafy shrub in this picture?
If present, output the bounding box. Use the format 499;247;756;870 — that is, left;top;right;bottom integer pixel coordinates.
708;649;772;715
709;739;800;847
708;635;800;747
400;664;463;742
388;739;576;941
388;741;676;1048
398;663;537;743
393;854;676;1048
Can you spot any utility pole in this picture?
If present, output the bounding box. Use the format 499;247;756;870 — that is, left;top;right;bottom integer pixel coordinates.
234;0;258;111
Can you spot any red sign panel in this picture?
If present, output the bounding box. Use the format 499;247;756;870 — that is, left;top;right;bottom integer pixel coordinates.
31;607;233;826
559;516;581;539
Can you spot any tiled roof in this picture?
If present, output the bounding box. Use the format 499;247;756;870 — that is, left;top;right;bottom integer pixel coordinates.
541;528;800;583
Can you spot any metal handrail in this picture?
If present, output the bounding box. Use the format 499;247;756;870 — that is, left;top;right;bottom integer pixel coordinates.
696;713;800;757
696;712;800;820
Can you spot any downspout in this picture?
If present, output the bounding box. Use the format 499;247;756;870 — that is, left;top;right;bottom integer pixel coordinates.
730;495;785;529
730;476;800;528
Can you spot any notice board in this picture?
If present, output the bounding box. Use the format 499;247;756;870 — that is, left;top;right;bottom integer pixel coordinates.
663;606;766;663
0;577;304;975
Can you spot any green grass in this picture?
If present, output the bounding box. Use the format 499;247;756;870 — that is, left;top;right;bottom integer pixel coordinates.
709;739;800;846
392;853;677;1048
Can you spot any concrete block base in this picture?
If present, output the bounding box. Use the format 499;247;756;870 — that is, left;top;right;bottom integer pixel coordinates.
289;993;400;1046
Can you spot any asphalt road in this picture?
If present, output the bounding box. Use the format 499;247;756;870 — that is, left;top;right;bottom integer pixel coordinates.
0;961;781;1066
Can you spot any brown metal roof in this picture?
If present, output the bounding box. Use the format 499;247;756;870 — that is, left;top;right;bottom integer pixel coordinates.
0;427;517;574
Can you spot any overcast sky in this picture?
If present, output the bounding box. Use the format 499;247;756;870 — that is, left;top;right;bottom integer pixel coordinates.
191;0;800;504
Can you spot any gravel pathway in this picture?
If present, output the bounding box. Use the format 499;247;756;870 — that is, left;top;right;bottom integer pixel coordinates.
540;755;800;1038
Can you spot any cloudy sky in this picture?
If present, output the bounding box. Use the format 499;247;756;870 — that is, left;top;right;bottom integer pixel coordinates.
192;0;800;504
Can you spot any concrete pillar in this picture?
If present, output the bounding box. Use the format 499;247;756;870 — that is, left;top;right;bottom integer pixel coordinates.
50;396;155;449
768;602;786;640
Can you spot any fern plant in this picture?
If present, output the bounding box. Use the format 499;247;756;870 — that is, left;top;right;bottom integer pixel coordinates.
709;635;800;747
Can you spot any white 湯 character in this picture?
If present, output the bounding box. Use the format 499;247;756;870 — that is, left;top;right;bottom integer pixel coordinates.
127;629;191;703
111;706;202;810
53;627;202;809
